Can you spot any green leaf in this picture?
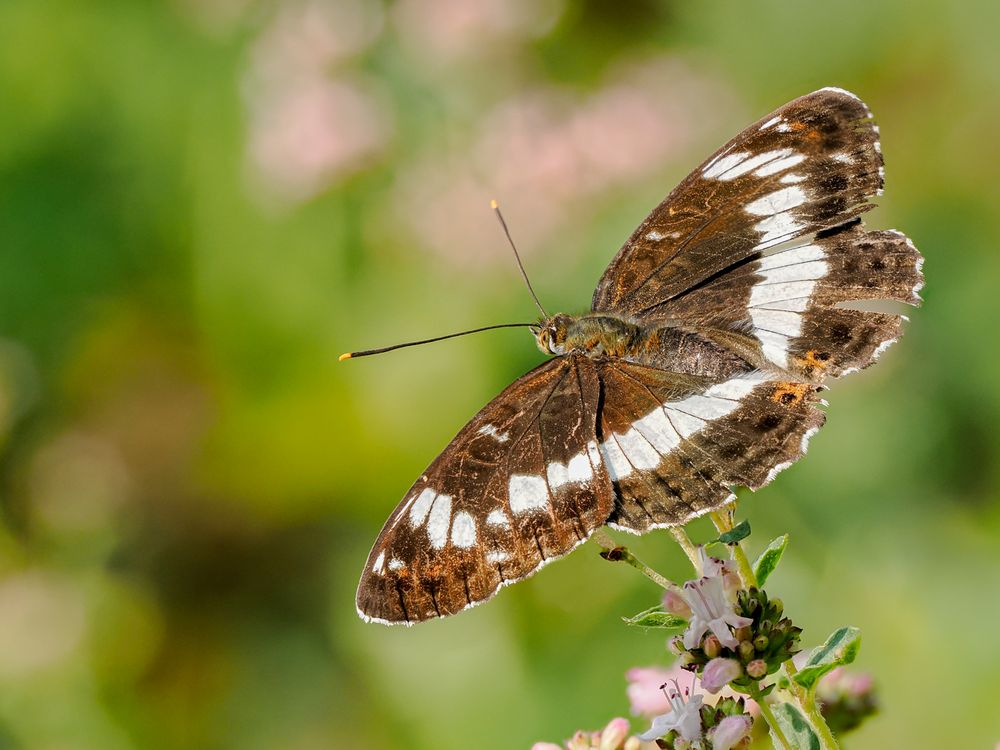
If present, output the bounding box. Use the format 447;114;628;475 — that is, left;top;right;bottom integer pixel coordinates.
753;534;789;587
793;626;862;690
718;520;751;544
770;702;821;750
622;606;687;629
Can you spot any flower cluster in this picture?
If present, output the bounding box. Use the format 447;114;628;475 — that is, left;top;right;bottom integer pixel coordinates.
636;681;752;750
670;583;801;692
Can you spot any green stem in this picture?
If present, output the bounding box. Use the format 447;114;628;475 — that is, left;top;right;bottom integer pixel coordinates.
668;526;701;572
783;660;841;750
752;686;794;750
709;509;758;588
592;530;679;592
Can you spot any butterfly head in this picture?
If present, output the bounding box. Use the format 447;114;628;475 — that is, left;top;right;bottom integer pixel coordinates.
534;313;575;355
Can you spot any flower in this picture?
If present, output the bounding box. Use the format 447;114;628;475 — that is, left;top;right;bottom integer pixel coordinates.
682;574;753;650
638;682;704;743
708;715;752;750
697;548;741;597
700;658;742;694
626;665;759;718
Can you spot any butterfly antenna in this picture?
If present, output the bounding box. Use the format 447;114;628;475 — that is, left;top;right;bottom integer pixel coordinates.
491;199;548;319
339;322;538;361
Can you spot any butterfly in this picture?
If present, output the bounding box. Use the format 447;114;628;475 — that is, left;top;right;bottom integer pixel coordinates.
353;87;924;625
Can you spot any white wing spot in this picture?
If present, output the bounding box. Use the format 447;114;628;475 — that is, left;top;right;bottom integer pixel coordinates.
775;122;794;133
616;428;660;469
485;550;510;564
751;308;803;338
704;374;768;400
746;186;808;216
747;246;829;367
388;558;405;571
602;374;770;477
450;511;477;548
831;152;854;164
372;551;386;575
757;244;825;270
703;151;749;179
755;153;806;177
645;229;666;241
632;408;680;454
714;148;794;181
779;172;806;184
477;424;509;442
508;474;550;514
754;212;805;248
760;115;782;130
408;487;437;528
426;493;452;549
546;451;594;489
486;508;511;527
598;437;633;481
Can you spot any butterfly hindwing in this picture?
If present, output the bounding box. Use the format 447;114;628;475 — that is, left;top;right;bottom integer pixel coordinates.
649;224;923;379
592;88;884;318
356;356;614;625
594;361;825;534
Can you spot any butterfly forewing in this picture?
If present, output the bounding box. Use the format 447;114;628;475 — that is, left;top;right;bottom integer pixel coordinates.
356;356;614;625
591;88;884;318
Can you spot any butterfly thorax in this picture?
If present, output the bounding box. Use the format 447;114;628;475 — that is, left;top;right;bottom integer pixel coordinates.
536;312;752;379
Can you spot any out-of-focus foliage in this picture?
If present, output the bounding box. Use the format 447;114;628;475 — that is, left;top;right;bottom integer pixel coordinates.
0;1;997;748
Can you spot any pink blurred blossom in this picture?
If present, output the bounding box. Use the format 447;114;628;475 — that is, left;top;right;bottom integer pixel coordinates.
627;666;686;717
252;0;384;76
393;0;563;64
243;0;391;204
248;76;390;202
390;58;735;269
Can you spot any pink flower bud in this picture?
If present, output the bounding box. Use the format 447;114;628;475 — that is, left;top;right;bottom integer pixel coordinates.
701;657;743;693
710;714;752;750
703;634;722;659
598;718;631;750
531;744;563;750
746;659;768;679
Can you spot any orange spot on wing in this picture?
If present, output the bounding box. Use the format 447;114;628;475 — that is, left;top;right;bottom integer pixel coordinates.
771;382;813;406
794;349;832;377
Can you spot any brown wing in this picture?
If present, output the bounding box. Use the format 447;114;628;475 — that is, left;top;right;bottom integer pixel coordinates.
594;361;825;533
592;88;884;318
664;225;923;381
356;355;615;625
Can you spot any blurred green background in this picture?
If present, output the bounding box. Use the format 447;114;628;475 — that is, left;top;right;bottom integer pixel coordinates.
1;1;998;748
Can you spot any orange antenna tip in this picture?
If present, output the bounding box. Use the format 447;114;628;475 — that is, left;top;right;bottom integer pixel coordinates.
490;199;498;209
338;352;353;361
